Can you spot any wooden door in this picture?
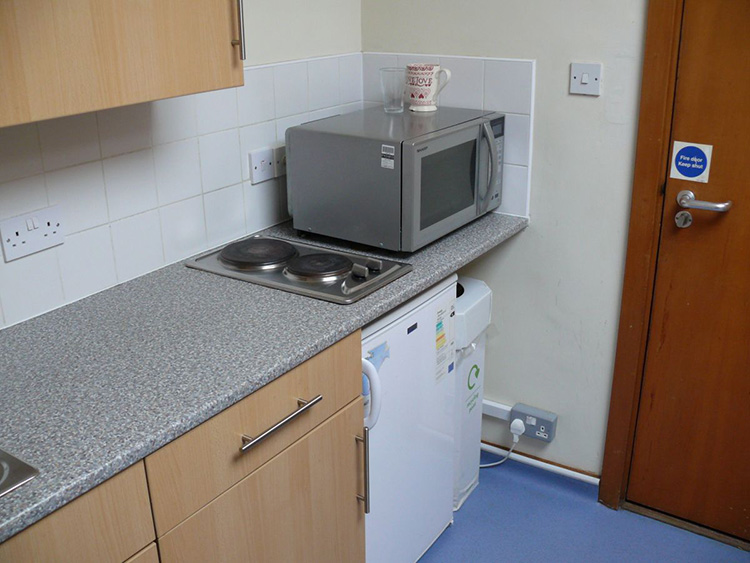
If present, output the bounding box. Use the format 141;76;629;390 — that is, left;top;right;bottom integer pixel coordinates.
0;0;244;128
158;399;366;563
626;0;750;540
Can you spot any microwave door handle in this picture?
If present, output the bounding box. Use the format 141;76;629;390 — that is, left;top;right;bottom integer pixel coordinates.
481;122;499;213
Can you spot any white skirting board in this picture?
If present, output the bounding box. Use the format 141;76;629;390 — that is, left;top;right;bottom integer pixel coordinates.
480;443;600;486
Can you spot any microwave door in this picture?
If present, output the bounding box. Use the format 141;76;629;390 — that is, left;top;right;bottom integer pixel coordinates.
402;124;484;252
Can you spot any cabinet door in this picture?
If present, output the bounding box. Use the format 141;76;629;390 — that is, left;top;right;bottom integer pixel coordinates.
0;0;244;128
158;399;366;563
0;463;155;563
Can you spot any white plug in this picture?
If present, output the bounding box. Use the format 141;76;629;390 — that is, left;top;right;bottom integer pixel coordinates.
509;418;526;444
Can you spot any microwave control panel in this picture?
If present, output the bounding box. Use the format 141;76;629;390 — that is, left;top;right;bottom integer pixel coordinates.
489;116;505;205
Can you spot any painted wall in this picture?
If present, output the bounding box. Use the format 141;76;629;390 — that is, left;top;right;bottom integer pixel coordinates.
363;1;648;473
244;0;361;65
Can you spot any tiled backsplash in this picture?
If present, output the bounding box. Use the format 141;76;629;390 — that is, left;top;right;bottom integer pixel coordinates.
0;51;534;329
364;53;534;218
0;53;364;328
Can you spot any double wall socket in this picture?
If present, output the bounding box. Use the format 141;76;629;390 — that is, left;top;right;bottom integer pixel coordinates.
249;145;286;184
511;403;557;443
1;205;65;262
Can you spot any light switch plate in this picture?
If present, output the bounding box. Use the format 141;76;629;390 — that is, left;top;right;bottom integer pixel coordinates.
1;205;65;262
249;147;275;184
570;63;602;96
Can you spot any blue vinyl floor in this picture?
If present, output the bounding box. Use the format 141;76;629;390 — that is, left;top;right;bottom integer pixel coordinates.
421;452;749;562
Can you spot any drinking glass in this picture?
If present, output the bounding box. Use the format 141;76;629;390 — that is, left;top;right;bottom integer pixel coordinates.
379;68;406;113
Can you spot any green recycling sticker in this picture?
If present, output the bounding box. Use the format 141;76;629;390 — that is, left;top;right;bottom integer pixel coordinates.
467;364;480;390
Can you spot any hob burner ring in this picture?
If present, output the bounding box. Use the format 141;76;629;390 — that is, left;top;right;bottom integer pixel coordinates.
219;238;298;270
285;253;354;283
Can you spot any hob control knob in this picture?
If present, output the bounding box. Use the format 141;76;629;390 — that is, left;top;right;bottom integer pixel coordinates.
352;263;369;280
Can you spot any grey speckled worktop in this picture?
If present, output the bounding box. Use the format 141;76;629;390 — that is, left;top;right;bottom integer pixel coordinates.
0;213;527;542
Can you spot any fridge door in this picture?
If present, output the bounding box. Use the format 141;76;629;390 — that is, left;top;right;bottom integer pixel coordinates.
362;276;457;563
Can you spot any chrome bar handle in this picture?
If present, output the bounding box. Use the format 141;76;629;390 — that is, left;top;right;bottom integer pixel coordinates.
356;427;370;514
480;122;499;213
676;190;732;212
231;0;247;61
240;394;322;453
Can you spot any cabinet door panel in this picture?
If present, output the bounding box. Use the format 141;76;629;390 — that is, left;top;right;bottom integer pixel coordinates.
0;463;154;563
0;0;243;127
159;399;366;563
145;331;362;536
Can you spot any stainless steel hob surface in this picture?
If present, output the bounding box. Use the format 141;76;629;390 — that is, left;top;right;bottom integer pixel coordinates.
186;235;413;304
0;450;38;499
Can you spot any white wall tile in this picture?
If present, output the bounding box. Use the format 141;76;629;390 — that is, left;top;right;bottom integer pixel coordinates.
308;58;340;111
245;178;288;234
199;130;242;192
154;139;202;205
275;113;310;144
38;113;101;171
503;113;531;166
274;62;308;118
0;248;64;325
239;122;277;181
363;54;398;102
110;210;164;282
238;67;275;126
103;149;158;221
496;164;529;217
484;60;534;115
339;54;363;104
0;123;43;184
46;162;108;233
0;175;48;221
98;104;153;158
159;196;206;263
195;87;239;135
204;184;245;247
360;101;380;110
151;95;197;145
438;57;484;110
58;225;116;302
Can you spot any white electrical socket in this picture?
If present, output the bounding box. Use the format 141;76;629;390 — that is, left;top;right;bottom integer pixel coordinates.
273;145;286;177
1;205;65;262
249;147;275;184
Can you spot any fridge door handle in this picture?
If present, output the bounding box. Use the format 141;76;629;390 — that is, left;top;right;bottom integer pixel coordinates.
362;358;382;429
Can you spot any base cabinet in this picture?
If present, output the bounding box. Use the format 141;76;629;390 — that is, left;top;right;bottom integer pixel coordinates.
0;463;155;563
158;399;366;563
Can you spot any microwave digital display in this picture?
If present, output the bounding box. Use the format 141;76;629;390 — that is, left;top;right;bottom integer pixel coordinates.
420;140;476;230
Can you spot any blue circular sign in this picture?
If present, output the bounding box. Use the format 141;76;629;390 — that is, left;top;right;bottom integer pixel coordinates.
674;146;707;178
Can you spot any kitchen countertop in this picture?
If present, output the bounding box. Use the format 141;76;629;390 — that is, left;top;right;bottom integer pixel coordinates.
0;213;527;542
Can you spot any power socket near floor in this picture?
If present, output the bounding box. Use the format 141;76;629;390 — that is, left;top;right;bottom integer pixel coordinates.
511;403;558;443
0;205;65;262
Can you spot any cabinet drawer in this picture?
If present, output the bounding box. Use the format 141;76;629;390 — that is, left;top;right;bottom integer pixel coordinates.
0;462;154;563
145;330;361;536
159;398;365;563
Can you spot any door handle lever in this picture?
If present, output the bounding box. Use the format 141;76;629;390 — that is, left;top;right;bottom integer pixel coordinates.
676;190;732;212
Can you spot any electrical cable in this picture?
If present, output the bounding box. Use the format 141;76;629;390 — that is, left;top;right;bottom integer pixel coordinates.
479;417;525;469
479;441;517;468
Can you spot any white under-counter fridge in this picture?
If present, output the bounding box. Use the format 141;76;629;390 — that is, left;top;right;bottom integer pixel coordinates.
361;274;457;563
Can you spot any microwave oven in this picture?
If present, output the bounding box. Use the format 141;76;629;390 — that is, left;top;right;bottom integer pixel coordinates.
286;107;504;252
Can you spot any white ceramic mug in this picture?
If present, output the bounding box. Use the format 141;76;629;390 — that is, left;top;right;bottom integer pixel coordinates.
406;63;451;112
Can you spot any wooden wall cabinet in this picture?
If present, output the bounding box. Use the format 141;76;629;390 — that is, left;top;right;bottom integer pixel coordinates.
0;0;244;128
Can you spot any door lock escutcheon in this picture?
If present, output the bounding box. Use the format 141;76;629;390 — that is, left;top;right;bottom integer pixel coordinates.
675;210;693;228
